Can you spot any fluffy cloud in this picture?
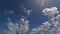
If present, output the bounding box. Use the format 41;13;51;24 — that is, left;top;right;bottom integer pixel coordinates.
42;7;59;16
53;15;60;28
30;7;60;34
5;16;29;34
43;21;51;30
56;14;60;21
31;21;51;34
4;6;60;34
42;7;59;23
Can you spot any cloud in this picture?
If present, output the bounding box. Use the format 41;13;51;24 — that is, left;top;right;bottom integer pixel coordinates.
4;10;15;15
5;17;29;34
20;16;25;23
43;21;51;30
25;9;33;16
20;4;33;16
42;7;59;16
48;28;56;34
30;7;60;34
56;14;60;21
8;10;15;15
31;21;51;34
57;27;60;34
53;15;60;28
42;7;59;22
4;6;60;34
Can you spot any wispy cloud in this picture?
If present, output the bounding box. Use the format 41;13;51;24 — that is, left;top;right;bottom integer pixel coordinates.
20;4;33;16
25;9;33;16
4;10;15;16
8;10;15;15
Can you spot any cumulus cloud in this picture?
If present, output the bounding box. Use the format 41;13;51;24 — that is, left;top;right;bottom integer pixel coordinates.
31;21;51;34
4;6;60;34
30;7;60;34
5;16;29;34
42;7;59;22
43;21;51;30
56;14;60;21
53;15;60;28
42;7;59;16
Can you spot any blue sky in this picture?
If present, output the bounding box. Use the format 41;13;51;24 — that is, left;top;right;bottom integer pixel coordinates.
0;0;60;34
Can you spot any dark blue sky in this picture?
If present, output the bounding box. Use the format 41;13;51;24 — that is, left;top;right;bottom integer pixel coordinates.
0;0;60;34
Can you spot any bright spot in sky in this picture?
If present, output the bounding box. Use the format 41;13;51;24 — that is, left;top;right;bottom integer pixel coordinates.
32;0;48;7
35;0;54;6
41;0;47;6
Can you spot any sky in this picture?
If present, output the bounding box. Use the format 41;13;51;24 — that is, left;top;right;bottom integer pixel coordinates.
0;0;60;34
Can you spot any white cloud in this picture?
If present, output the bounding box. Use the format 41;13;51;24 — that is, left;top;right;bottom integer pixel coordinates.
56;14;60;21
5;17;29;34
31;21;51;34
30;7;60;34
25;9;33;16
42;7;59;16
4;6;60;34
20;16;25;23
42;7;59;22
43;21;51;30
53;15;60;28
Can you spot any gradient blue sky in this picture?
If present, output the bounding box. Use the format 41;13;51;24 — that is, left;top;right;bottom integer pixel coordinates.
0;0;60;34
